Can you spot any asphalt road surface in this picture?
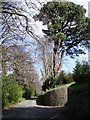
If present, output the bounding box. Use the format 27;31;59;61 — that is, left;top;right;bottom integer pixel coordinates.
2;98;67;120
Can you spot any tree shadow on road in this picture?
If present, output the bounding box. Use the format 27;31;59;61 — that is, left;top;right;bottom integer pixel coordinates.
2;105;67;120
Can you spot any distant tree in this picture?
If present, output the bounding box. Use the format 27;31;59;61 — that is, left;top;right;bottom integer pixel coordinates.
34;1;90;77
1;44;39;90
73;61;90;83
0;0;44;94
37;37;53;81
2;45;7;75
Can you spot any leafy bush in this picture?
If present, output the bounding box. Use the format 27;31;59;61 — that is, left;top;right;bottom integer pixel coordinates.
2;75;23;108
55;71;73;86
23;87;34;99
64;73;74;84
42;72;73;91
55;71;66;85
42;76;54;91
36;94;45;105
42;78;50;91
73;61;90;83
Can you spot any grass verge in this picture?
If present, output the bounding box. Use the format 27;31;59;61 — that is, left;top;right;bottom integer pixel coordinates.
40;82;75;95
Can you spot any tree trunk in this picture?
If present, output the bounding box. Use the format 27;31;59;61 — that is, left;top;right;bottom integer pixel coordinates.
59;50;65;73
53;41;65;78
53;48;55;78
53;47;60;78
2;45;7;75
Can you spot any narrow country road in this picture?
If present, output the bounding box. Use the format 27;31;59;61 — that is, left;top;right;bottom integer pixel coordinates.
2;98;67;119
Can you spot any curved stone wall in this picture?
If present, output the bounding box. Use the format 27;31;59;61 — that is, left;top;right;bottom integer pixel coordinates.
37;86;68;107
67;88;89;117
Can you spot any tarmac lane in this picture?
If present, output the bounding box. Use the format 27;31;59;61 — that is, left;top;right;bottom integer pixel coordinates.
2;99;66;119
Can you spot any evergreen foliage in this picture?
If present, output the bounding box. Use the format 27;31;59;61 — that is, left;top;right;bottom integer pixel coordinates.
42;71;73;91
73;61;90;83
34;1;90;58
34;1;90;77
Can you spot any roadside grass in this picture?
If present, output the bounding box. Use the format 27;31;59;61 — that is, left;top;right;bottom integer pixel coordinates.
40;82;75;95
40;81;89;96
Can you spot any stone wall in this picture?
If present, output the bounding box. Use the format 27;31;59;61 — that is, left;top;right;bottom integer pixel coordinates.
37;85;89;118
37;87;68;107
67;88;89;117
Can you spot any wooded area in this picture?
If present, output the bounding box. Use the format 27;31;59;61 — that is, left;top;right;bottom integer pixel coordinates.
0;0;90;108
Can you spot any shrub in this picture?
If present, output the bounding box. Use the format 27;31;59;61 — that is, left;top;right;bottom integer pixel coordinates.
23;87;34;99
42;78;50;91
36;94;45;105
55;71;73;86
42;71;74;91
42;76;54;91
64;73;74;84
73;61;90;83
2;75;23;108
55;71;66;85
